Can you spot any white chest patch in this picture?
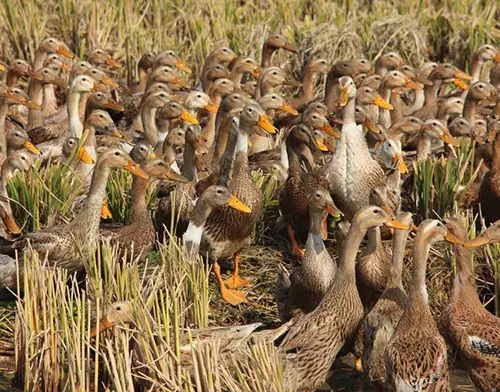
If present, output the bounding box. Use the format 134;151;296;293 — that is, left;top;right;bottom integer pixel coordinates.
183;223;204;246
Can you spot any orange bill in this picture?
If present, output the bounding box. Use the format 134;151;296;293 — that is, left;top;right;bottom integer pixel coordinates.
315;137;329;152
325;202;337;216
444;231;464;244
90;84;104;93
363;117;381;134
392;152;408;174
180;111;199;125
2;214;22;234
257;114;277;134
320;122;341;139
105;56;122;68
338;87;349;107
204;102;218;113
165;169;189;183
373;95;393;110
171;76;189;88
454;69;472;81
23;141;41;155
453;78;469;90
105;100;125;112
227;195;252;213
111;127;124;139
404;79;420;90
77;146;95;164
175;59;192;74
57;45;75;59
90;316;114;337
279;101;299;116
124;160;149;180
148;152;157;160
0;63;5;73
100;201;113;220
439;132;455;146
101;75;119;89
250;68;260;79
463;236;491;248
385;218;409;230
22;98;42;110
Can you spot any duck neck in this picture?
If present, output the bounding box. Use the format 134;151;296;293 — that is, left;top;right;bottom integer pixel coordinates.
6;71;19;87
261;45;274;68
163;142;179;173
301;68;316;103
340;221;367;278
78;92;89;122
183;198;215;254
130;176;149;223
68;90;84;138
379;88;392;128
27;80;43;129
137;68;149;93
324;74;339;111
386;227;409;289
463;94;476;123
343;97;356;125
470;54;483;82
366;227;381;253
233;126;249;173
217;119;239;186
0;101;9;157
287;144;302;174
406;88;425;114
78;162;111;225
142;106;159;147
230;70;243;90
279;139;289;174
417;135;431;160
181;138;197;181
201;94;221;147
409;235;430;304
306;209;326;253
423;80;441;111
390;91;404;124
32;50;47;71
42;83;58;114
436;104;450;122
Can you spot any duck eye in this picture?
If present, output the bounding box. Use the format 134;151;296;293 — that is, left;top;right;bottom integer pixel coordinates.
114;151;120;156
216;189;223;194
116;306;121;311
478;85;483;89
373;209;380;214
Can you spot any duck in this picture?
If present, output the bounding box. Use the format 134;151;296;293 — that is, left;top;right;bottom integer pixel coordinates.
323;76;386;220
277;188;337;321
477;130;500;225
229;57;260;90
200;63;229;93
0;148;148;292
289;58;329;108
100;157;187;259
436;97;464;123
279;125;332;257
5;59;31;87
0;150;33;235
127;52;155;94
153;50;192;75
279;206;408;392
462;81;497;123
199;102;276;305
254;66;286;99
416;119;455;160
87;48;121;69
385;219;461;392
200;46;237;91
362;211;413;383
138;90;173;148
260;33;297;68
375;52;405;76
440;218;500;392
469;44;498;82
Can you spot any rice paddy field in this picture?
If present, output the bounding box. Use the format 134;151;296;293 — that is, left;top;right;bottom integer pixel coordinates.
0;0;498;391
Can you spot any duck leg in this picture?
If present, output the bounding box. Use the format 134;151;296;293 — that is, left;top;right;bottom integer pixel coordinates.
287;224;305;257
213;261;248;306
224;251;250;288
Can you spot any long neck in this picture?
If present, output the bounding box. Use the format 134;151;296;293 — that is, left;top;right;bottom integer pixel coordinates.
406;89;425;114
181;138;197;181
409;236;430;304
261;45;274;68
379;88;392;128
217;120;239;186
231;126;249;176
423;81;440;110
142;106;159;147
27;80;43;129
463;94;476;123
436;103;449;121
343;97;356;125
183;198;216;254
130;176;149;223
0;102;8;155
340;221;367;278
280;139;289;175
6;71;19;87
324;74;339;111
68;91;84;138
79;92;89;122
163;142;178;173
301;68;316;103
470;55;482;82
386;228;409;289
79;163;111;222
390;91;404;124
417;135;432;160
230;70;243;90
32;50;47;71
136;68;149;93
366;227;381;253
43;83;57;112
200;94;221;147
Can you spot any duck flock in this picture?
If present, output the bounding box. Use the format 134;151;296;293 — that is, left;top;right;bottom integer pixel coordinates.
0;35;499;391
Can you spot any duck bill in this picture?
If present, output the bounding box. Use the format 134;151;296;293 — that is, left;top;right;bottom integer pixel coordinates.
148;152;157;160
165;169;189;182
250;68;260;79
392;153;408;174
101;76;119;89
2;214;22;234
385;219;409;230
90;84;104;93
0;63;5;73
227;195;252;213
23;141;41;155
439;132;455;146
77;146;95;164
22;98;42;110
171;76;189;88
175;59;192;74
257;114;277;134
463;236;490;248
124;160;149;180
338;87;349;107
444;231;464;245
59;61;72;72
453;78;469;90
315;137;329;151
105;100;125;112
325;203;337;216
57;46;75;59
320;122;341;139
100;201;113;219
110;127;124;139
404;79;420;90
496;52;500;63
204;102;218;113
279;102;299;116
90;316;114;337
105;56;122;68
363;117;381;134
454;70;472;81
373;95;393;110
180;111;199;125
283;42;298;53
